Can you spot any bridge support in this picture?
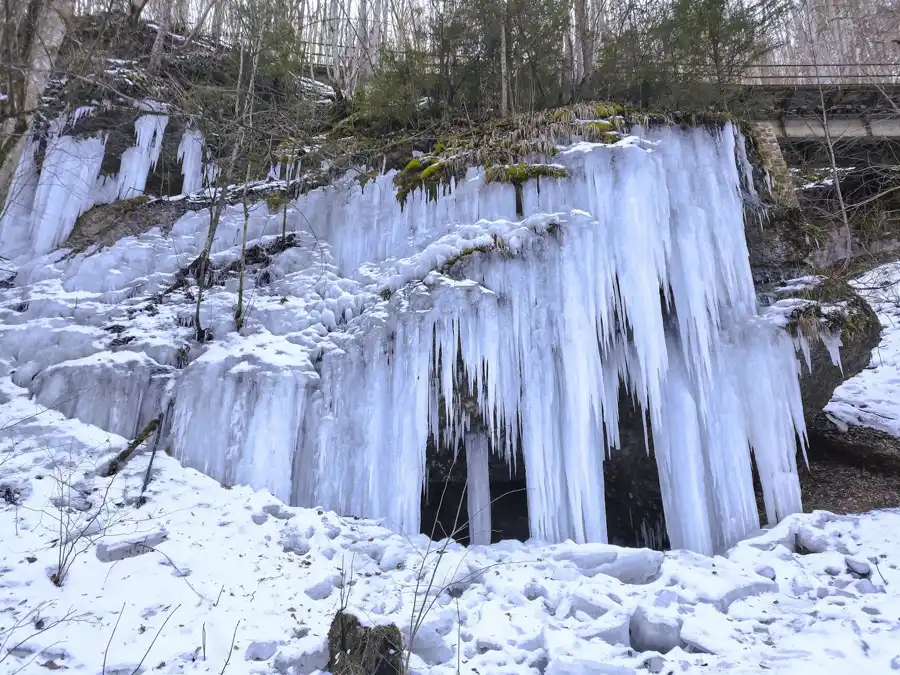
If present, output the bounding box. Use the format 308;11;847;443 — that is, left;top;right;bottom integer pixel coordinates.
751;122;799;209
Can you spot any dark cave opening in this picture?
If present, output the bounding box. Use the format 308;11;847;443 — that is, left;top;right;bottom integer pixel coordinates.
418;389;674;550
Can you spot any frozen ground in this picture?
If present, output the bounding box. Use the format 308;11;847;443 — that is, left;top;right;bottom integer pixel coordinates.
826;261;900;437
2;379;900;675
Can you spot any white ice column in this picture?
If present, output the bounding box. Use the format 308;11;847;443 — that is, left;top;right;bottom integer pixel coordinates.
465;431;492;545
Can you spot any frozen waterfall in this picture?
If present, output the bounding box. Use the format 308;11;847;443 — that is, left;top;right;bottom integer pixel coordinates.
169;124;807;555
1;119;810;556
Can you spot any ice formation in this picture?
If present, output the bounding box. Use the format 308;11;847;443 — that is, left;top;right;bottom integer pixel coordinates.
176;127;207;194
0;120;813;555
111;108;169;200
0;122;106;257
251;125;805;555
465;431;492;546
0;101;183;259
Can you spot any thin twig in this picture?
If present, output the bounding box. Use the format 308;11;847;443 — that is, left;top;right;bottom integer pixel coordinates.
220;620;240;674
103;603;126;675
130;604;181;675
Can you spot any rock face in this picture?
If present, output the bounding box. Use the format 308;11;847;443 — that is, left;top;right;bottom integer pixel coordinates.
326;611;404;675
797;288;881;421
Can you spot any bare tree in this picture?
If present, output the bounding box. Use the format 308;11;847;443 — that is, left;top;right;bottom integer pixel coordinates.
0;0;75;212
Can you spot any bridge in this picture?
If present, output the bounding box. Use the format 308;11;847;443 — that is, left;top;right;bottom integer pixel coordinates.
722;65;900;201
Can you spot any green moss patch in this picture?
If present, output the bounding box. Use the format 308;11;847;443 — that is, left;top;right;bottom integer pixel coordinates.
794;277;879;342
393;156;464;206
484;163;568;185
265;190;290;213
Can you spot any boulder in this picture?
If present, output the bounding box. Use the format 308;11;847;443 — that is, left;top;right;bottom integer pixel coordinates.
629;606;683;654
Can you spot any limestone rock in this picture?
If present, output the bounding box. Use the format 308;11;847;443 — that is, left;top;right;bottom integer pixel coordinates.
96;529;168;563
845;556;871;576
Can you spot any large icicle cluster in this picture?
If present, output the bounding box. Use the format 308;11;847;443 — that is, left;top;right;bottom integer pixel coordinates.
0;120;811;556
0;101;209;259
0;117;106;257
174;124;807;555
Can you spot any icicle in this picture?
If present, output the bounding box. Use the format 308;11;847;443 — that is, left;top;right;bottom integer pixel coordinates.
116;111;169;199
159;123;809;555
0;136;40;258
19;128;107;255
465;431;492;545
734;125;759;203
177;128;206;195
793;334;813;373
820;329;844;373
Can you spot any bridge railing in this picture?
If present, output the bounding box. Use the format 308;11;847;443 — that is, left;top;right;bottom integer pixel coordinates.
740;63;900;86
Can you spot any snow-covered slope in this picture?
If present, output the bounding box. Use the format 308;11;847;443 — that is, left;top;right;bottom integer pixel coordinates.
826;261;900;436
2;383;900;675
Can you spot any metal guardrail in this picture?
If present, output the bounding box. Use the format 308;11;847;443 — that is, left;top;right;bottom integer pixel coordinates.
740;63;900;85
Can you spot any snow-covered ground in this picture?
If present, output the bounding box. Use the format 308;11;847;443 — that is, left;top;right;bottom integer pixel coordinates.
826;262;900;437
3;379;900;675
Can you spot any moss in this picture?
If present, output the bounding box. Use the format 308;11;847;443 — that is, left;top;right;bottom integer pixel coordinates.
433;142;446;154
379;288;392;300
440;244;494;273
586;120;614;133
546;220;562;238
419;161;444;180
265;191;289;213
581;120;622;144
118;195;150;212
394;156;463;206
594;103;625;117
356;169;380;190
551;108;575;122
484;163;568;185
796;277;879;341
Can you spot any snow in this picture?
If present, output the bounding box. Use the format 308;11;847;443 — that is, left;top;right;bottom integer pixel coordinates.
826;261;900;435
3;382;900;674
0;123;815;557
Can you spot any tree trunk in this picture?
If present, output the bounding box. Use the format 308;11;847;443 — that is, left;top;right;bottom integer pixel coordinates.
148;0;171;75
0;0;73;218
234;164;252;332
574;0;589;84
500;4;509;117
